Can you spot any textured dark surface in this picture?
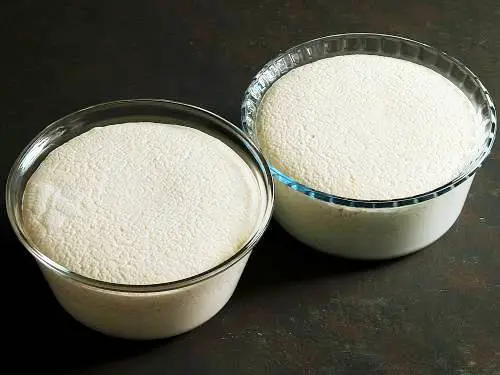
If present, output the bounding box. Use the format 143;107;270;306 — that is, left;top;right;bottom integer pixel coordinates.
1;1;499;374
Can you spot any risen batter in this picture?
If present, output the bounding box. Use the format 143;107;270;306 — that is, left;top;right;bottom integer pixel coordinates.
22;122;260;284
256;55;482;200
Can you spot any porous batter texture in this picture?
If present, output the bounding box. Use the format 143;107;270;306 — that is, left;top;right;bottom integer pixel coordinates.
22;122;260;284
256;55;482;200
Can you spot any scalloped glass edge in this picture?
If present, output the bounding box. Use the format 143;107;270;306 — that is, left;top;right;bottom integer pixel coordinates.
241;33;497;209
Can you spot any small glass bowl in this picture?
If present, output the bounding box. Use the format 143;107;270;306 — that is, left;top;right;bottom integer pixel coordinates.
241;33;496;259
6;99;274;339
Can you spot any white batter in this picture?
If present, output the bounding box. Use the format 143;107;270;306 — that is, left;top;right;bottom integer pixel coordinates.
22;122;260;285
256;54;482;200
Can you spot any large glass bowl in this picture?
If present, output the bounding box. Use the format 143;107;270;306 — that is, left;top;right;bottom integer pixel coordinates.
241;33;496;259
6;99;274;339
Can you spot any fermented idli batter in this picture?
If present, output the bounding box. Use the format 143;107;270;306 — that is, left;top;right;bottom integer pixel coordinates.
256;55;482;200
22;122;260;285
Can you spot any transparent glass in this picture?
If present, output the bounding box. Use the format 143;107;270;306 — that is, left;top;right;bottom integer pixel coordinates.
6;99;274;339
241;33;496;259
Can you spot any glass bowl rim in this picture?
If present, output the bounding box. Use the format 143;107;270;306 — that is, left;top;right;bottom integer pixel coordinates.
241;33;497;209
6;99;275;293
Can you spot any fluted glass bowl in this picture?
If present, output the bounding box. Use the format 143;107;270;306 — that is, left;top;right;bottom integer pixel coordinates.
241;33;496;259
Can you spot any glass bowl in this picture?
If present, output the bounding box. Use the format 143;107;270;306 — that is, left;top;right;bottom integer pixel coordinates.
6;99;274;339
241;33;496;259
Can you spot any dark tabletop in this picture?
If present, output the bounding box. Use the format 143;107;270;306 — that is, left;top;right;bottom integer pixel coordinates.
2;1;499;374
